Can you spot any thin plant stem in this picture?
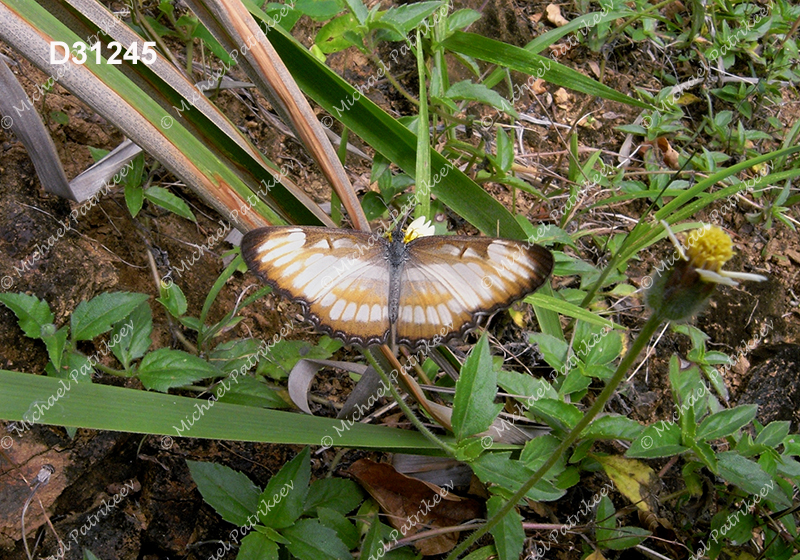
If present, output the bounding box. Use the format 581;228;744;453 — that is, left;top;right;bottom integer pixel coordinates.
445;311;666;560
364;350;456;456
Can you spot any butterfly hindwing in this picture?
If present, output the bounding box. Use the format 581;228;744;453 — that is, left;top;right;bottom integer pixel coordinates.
241;226;393;346
395;236;554;346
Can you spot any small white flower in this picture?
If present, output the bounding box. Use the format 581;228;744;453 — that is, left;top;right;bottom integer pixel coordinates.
404;216;435;242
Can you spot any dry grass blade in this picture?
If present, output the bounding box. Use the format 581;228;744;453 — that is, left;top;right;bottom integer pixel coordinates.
0;57;74;200
185;0;368;231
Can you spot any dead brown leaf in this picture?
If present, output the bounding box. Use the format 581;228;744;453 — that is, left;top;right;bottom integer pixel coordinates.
546;4;569;27
347;459;483;555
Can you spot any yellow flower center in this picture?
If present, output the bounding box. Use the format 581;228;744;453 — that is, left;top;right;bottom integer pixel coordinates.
684;225;733;272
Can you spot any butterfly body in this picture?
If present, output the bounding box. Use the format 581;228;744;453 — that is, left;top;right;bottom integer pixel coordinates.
242;224;553;349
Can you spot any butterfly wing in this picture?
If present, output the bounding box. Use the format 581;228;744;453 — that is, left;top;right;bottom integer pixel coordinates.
395;237;553;347
241;226;393;346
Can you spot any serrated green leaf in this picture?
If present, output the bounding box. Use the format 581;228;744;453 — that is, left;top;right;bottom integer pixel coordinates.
582;415;644;441
42;325;69;371
144;186;196;221
530;399;582;432
692;440;718;472
186;460;261;526
379;1;440;35
447;8;482;33
756;421;791;448
487;495;524;560
317;507;360;550
497;370;557;409
627;421;689;458
452;334;503;440
259;447;309;529
527;332;568;371
282;518;351;560
137;348;217;391
697;405;757;441
304;478;363;515
239;532;279;560
111;303;152;369
718;452;790;508
71;292;149;342
0;293;54;339
157;280;187;318
471;452;565;502
257;339;334;380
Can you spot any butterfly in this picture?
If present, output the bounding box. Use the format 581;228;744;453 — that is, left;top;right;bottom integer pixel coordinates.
241;218;553;349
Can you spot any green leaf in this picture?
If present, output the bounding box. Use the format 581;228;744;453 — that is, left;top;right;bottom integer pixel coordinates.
471;452;565;502
447;8;482;33
495;127;514;173
0;369;447;452
603;525;651;550
527;333;568;371
261;20;529;239
452;333;503;440
519;435;564;477
125;180;144;217
317;507;360;549
487;495;524;560
186;460;261;526
137;348;217;391
0;293;54;339
294;0;341;20
756;421;791;448
582;415;644;441
497;370;557;403
41;325;68;371
282;519;351;560
259;447;310;529
595;496;651;550
70;292;149;342
717;452;790;508
214;376;289;409
110;303;152;369
144;186;196;222
627;421;689;458
209;338;261;376
304;478;363;515
359;513;390;560
697;405;758;441
379;1;441;35
46;351;93;382
530;399;582;432
440;32;651;109
574;321;621;366
157;280;188;318
239;532;279;560
445;80;517;118
257;339;334;380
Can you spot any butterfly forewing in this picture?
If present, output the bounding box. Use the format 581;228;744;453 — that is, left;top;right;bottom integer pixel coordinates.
241;227;393;346
395;237;554;346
